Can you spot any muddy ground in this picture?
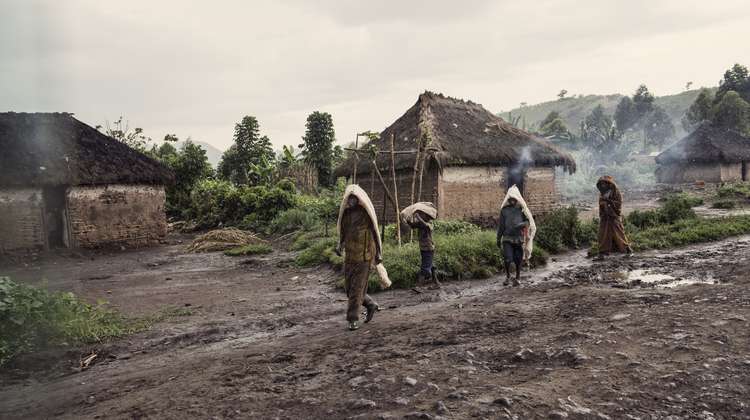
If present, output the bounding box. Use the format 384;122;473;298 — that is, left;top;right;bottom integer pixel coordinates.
1;233;750;419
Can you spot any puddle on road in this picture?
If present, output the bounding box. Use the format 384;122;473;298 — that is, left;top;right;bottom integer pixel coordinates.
618;269;714;289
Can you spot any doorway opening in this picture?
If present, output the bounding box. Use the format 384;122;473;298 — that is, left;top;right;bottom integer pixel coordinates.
43;186;69;249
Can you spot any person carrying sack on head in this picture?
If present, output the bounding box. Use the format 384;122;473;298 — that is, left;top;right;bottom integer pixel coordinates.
496;185;536;286
335;185;391;331
596;175;633;259
400;202;440;289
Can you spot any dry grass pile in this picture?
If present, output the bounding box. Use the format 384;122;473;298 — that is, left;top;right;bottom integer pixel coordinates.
187;228;265;253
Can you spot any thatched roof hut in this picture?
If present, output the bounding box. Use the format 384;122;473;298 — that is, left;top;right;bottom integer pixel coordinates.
0;112;173;251
0;112;174;187
656;124;750;165
334;92;576;225
656;124;750;184
335;91;576;177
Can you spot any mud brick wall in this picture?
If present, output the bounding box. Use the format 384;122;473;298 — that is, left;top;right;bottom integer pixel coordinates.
440;166;506;225
0;188;45;251
67;184;167;248
720;163;742;182
657;163;727;184
523;167;560;216
354;167;439;224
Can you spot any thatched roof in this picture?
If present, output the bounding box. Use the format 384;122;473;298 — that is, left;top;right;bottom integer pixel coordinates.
656;124;750;165
335;92;576;177
0;112;174;187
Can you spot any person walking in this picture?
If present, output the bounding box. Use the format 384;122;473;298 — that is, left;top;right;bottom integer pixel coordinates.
496;185;536;286
596;176;633;259
336;185;391;331
401;203;440;288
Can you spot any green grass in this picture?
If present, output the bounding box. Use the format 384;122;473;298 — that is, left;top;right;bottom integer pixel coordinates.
0;277;194;368
293;206;596;290
294;236;341;268
295;230;550;291
717;183;750;199
712;199;737;209
629;215;750;251
224;243;273;256
591;194;750;253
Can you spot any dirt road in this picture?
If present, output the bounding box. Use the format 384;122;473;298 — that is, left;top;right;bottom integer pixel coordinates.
2;235;750;419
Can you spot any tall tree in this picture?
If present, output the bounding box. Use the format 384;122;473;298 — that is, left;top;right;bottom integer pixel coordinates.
713;91;750;134
632;84;655;120
301;111;336;186
716;63;750;103
614;96;638;132
101;116;151;152
217;116;274;185
150;136;213;217
539;111;569;138
683;88;714;131
643;107;675;149
580;105;620;157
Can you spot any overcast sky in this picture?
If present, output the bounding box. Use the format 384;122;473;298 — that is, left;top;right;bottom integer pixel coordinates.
2;0;748;153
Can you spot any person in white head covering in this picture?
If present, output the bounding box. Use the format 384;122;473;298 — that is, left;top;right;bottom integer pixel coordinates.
335;185;391;331
401;202;440;288
496;185;536;286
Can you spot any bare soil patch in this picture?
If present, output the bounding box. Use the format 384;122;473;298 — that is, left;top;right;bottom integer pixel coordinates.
2;234;749;419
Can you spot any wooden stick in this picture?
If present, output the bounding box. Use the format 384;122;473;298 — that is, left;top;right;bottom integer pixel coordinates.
417;152;426;202
378;164;390;242
409;137;422;243
390;133;401;246
372;162;397;214
352;133;359;184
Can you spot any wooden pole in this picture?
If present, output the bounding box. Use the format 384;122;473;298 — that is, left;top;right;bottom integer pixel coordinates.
381;168;387;240
409;137;422;243
352;133;359;184
389;133;401;246
373;162;397;215
417;152;426;202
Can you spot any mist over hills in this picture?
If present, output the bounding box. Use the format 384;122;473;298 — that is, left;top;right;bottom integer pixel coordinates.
499;88;716;138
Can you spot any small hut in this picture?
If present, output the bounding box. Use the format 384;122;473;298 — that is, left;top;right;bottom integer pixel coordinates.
334;92;576;225
0;112;174;251
655;124;750;184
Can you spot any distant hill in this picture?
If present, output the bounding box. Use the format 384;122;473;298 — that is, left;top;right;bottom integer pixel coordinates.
499;88;715;138
175;140;223;168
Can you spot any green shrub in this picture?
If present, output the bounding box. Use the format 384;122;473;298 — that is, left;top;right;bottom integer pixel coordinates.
0;277;127;367
629;215;750;251
189;179;297;230
224;243;273;256
626;194;699;229
294;237;340;268
717;183;750;199
535;207;593;253
384;219;481;244
626;209;661;229
270;208;320;233
434;220;481;235
712;199;737;209
659;194;698;224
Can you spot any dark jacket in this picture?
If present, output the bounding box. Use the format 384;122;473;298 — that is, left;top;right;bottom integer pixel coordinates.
412;212;435;252
340;206;377;263
497;205;528;246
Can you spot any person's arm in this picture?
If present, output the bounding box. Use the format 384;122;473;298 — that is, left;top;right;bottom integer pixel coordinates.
336;212;348;256
516;212;530;229
413;212;429;230
369;222;382;264
496;209;505;247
